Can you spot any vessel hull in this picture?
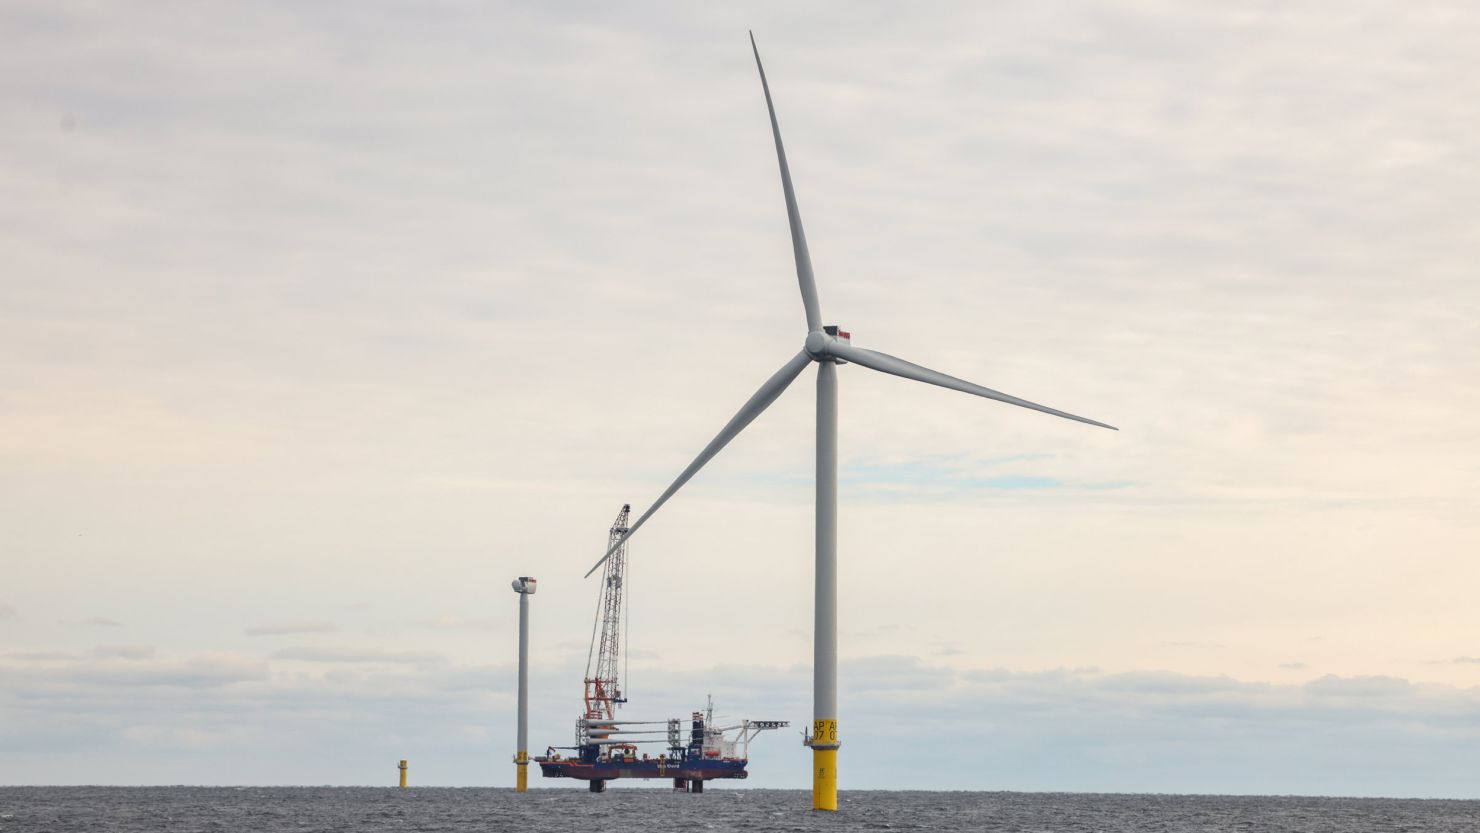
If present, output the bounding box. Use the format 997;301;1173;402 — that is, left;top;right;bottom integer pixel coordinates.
538;758;747;782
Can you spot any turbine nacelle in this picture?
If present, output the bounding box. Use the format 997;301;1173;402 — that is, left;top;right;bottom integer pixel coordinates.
804;326;851;363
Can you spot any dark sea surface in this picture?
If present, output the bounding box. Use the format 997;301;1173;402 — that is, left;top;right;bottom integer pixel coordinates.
3;787;1479;832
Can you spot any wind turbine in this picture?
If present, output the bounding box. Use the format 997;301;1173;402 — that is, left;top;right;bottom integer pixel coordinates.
584;33;1116;811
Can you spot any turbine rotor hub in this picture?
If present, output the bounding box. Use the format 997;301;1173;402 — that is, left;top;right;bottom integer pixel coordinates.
805;327;851;362
804;331;827;360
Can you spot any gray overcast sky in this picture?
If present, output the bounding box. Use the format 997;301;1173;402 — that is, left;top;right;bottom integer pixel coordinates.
3;0;1480;794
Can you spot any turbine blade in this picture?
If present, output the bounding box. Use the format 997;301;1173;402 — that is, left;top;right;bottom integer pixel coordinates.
827;341;1117;431
750;32;823;333
584;349;814;578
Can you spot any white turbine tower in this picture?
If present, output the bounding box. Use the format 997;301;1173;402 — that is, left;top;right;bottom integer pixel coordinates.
511;576;537;793
584;33;1116;811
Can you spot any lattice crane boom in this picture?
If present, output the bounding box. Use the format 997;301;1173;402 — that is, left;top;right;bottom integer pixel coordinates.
583;504;630;722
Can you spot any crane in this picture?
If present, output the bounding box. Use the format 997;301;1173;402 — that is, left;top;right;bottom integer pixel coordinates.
584;504;630;723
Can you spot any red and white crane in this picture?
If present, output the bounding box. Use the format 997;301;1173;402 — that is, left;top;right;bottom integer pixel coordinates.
583;505;630;733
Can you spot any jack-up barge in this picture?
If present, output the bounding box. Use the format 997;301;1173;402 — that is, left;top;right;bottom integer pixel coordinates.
535;505;786;793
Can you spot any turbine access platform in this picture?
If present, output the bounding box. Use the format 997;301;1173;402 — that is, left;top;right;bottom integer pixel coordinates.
535;504;787;793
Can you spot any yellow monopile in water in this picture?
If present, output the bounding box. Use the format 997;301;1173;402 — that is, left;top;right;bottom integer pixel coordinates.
516;751;528;793
398;759;408;788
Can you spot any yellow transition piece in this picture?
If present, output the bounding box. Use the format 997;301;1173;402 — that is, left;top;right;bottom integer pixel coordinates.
811;719;839;811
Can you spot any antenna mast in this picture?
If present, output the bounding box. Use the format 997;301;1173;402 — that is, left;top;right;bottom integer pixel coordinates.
584;504;631;721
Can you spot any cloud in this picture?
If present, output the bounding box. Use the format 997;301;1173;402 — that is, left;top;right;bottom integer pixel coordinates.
270;646;446;666
6;650;78;661
243;620;338;637
423;615;498;630
1096;670;1250;696
841;654;959;691
56;617;123;627
2;649;1480;793
0;603;15;621
1279;662;1309;670
1304;675;1414;698
4;652;268;690
841;455;1130;501
79;617;122;627
90;644;155;660
1455;657;1480;665
117;724;255;751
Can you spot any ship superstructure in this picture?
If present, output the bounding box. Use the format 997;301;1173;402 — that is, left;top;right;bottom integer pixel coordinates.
536;505;786;793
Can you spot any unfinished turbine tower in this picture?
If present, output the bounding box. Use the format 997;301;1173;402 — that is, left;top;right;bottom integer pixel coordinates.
584;34;1116;811
511;575;537;793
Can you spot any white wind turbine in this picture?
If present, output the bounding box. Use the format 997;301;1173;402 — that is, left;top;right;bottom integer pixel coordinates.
584;33;1116;811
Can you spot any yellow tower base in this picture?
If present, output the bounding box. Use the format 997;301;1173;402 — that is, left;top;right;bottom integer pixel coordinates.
810;720;839;811
515;751;528;793
398;759;408;788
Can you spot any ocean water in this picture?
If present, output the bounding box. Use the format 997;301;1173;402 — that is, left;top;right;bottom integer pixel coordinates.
3;787;1479;832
